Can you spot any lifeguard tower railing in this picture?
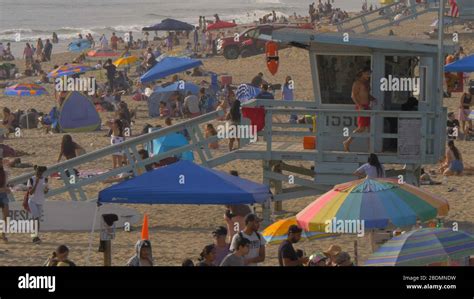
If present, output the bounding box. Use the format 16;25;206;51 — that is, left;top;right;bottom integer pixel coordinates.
235;99;445;200
336;0;439;34
7;110;224;202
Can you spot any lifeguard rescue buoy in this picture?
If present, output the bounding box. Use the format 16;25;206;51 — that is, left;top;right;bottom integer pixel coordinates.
265;41;279;75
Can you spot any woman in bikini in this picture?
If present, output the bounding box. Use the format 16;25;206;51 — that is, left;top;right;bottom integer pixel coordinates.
458;87;473;138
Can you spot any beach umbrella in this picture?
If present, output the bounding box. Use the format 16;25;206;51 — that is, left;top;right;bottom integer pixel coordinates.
87;49;120;59
207;21;237;31
4;83;48;129
140;57;202;83
142;18;194;31
4;83;48;96
262;216;337;245
113;56;138;67
444;54;474;72
68;39;92;53
236;84;261;103
47;64;94;79
365;228;474;266
296;178;449;232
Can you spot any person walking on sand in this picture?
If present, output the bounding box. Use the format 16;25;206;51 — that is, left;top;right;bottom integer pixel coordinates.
226;100;241;151
110;119;125;169
43;39;53;61
458;87;473;138
22;43;34;68
52;32;58;44
35;38;43;60
103;59;117;91
110;32;119;51
343;67;376;152
0;156;11;243
27;165;49;244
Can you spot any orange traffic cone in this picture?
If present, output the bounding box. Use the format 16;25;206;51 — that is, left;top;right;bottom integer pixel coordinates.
141;214;149;240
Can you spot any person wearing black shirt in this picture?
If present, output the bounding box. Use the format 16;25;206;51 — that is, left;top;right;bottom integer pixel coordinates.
251;72;265;87
103;59;117;91
278;225;309;266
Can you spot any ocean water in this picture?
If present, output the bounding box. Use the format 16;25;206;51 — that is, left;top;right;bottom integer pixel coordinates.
0;0;380;55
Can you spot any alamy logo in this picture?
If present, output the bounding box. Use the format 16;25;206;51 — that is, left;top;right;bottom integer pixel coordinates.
0;217;38;234
55;76;96;95
18;274;56;293
216;124;257;143
380;75;420;94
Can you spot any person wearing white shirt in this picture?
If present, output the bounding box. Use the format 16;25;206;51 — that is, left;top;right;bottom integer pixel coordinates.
27;166;49;244
354;153;385;178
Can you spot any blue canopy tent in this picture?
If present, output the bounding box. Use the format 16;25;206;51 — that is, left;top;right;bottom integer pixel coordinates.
147;132;194;161
444;55;474;72
140;57;203;83
98;160;271;205
142;18;195;31
147;81;200;117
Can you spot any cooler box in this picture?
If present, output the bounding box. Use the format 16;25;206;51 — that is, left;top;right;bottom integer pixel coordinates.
303;136;316;149
221;75;232;86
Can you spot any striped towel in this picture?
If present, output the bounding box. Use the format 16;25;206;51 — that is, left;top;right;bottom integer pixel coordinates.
236;84;261;103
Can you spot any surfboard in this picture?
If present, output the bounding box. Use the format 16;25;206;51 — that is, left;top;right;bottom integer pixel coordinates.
6;200;140;232
265;41;279;76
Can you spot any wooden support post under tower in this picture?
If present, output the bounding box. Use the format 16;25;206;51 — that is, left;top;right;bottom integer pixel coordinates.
103;240;112;266
272;161;283;212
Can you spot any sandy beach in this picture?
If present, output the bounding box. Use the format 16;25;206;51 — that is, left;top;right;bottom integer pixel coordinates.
0;8;473;267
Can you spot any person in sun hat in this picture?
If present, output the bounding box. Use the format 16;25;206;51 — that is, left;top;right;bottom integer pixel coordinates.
323;244;342;265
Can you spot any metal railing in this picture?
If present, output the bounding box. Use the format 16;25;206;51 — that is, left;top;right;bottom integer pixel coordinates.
7;110;224;201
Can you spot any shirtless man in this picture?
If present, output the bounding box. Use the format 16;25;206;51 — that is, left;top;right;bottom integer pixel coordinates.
343;67;375;152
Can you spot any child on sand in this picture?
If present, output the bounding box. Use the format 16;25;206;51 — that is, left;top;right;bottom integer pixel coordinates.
127;240;153;266
205;124;219;149
27;165;48;244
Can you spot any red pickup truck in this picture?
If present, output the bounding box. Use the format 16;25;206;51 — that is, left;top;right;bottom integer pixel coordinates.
217;23;313;60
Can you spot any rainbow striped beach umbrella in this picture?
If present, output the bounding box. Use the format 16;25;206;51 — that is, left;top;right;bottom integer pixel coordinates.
365;228;474;266
47;64;93;78
113;56;138;67
262;216;337;245
4;83;48;96
296;178;449;232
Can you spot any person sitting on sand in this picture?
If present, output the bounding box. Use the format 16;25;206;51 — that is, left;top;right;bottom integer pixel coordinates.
183;91;201;118
127;240;153;266
44;245;76;266
196;244;216;266
323;244;342;266
205;123;219;149
57;134;85;162
353;153;385;178
2;107;17;138
440;140;464;176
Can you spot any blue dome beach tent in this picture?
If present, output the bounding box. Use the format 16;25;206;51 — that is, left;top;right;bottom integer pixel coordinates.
68;39;92;53
148;132;194;161
147;81;200;117
140;57;203;83
142;18;195;31
98;160;270;205
58;91;101;132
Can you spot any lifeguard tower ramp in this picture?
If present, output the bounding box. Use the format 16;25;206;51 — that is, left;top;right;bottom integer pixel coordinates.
336;0;438;34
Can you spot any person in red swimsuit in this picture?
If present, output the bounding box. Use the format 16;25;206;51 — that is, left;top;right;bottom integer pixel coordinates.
343;67;376;152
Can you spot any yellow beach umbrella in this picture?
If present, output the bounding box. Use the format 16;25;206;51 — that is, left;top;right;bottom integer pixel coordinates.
262;216;337;245
113;56;138;67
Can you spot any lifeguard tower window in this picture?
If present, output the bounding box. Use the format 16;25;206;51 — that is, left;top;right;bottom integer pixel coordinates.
382;56;421;153
316;55;371;105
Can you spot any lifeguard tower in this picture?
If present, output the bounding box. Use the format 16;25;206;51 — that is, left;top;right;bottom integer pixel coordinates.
232;29;456;214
